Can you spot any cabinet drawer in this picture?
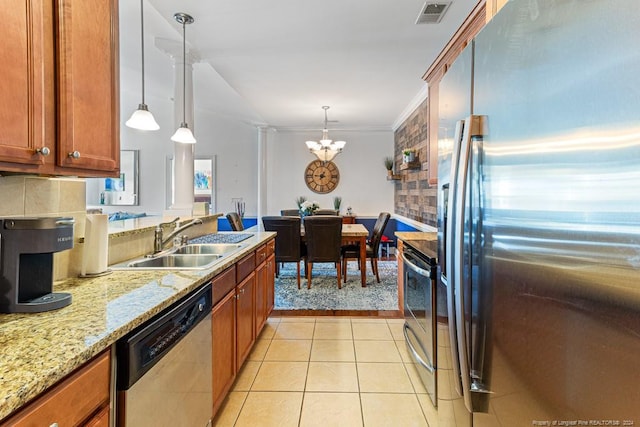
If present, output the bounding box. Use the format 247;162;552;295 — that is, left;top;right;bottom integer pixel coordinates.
256;244;267;265
236;252;256;283
266;239;275;256
2;350;110;427
213;265;236;306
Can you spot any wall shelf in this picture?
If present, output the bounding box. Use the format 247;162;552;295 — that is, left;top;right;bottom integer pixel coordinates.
399;161;420;171
386;174;402;181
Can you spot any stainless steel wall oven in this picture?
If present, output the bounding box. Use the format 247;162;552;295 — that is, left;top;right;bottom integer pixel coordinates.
403;242;437;406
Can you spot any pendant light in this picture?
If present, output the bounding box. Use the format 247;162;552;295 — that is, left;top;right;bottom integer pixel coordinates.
171;12;196;144
305;106;346;162
126;0;160;131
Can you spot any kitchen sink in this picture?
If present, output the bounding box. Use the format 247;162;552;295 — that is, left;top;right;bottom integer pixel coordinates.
172;243;242;255
124;254;222;269
110;242;246;270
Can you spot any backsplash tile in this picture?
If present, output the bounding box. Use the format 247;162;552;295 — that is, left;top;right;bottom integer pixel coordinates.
0;176;26;217
24;177;61;215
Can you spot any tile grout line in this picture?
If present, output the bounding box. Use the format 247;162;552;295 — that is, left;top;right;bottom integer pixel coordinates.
298;318;317;427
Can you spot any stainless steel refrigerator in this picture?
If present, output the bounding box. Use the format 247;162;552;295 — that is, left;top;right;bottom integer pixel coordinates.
436;0;640;425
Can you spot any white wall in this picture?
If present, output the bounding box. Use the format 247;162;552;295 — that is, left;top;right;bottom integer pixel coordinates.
265;129;395;217
89;1;395;218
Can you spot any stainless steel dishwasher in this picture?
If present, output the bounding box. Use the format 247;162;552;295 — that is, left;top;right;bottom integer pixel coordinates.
116;282;212;427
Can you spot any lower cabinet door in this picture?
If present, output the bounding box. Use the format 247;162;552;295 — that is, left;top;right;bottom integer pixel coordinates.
236;272;255;368
84;405;109;427
254;260;267;335
266;254;276;316
212;290;237;416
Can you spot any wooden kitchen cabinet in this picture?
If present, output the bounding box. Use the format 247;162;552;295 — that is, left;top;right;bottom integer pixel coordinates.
255;257;268;334
236;271;256;368
84;406;109;427
423;1;486;186
264;239;276;321
0;350;110;427
0;0;54;168
254;240;275;335
212;288;237;416
0;0;119;176
211;239;276;418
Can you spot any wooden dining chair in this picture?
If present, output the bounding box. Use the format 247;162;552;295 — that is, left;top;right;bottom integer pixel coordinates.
303;215;343;289
313;209;339;215
226;212;244;231
262;216;305;289
280;209;300;216
341;212;390;283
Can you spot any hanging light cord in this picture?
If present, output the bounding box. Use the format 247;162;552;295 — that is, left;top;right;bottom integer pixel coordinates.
139;0;146;105
181;18;187;124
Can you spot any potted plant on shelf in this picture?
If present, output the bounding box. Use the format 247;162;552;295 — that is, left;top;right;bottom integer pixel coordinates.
333;196;342;214
402;149;415;164
384;157;394;177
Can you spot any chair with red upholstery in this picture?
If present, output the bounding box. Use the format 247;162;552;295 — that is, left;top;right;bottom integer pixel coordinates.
341;212;390;283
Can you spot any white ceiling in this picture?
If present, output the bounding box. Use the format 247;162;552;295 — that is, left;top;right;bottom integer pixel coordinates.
120;0;479;131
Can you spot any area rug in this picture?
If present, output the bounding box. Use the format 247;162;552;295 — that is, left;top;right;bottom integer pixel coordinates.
274;261;399;311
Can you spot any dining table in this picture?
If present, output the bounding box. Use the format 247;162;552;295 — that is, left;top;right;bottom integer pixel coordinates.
301;223;370;287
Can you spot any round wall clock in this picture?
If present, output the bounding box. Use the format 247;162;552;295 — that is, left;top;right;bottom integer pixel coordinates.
304;160;340;194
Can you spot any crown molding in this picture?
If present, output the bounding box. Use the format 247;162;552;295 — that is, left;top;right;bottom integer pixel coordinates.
392;85;428;131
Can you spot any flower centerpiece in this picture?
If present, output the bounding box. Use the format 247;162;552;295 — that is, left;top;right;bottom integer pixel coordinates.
300;200;320;217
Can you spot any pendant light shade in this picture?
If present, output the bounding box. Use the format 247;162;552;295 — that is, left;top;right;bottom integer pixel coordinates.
126;104;160;130
171;123;196;144
126;0;159;131
172;12;196;144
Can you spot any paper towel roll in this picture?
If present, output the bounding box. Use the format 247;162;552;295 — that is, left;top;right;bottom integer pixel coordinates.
81;214;109;276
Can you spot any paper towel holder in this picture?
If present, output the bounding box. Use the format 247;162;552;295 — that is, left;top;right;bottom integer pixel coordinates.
79;214;112;278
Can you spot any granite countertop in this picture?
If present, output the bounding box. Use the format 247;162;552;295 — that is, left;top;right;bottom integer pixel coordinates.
0;231;275;421
395;231;438;261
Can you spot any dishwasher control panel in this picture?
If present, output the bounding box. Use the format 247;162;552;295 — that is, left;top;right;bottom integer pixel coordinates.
116;282;212;390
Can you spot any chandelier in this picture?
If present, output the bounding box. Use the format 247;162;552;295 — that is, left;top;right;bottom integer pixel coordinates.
305;106;346;162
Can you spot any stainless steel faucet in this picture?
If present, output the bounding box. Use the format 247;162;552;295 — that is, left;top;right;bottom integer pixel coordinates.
152;218;203;254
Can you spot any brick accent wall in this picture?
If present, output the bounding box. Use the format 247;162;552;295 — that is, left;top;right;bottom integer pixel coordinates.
393;98;437;227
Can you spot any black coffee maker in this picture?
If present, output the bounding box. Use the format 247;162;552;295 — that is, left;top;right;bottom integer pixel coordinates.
0;217;75;313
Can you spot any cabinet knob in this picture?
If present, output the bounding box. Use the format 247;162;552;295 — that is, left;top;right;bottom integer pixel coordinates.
68;151;81;159
50;423;59;427
36;147;51;156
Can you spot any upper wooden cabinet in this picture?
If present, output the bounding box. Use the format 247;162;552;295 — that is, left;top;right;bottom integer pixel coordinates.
423;0;487;186
0;0;54;168
0;0;119;177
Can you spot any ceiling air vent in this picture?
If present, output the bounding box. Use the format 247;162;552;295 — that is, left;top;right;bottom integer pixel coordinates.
415;2;451;24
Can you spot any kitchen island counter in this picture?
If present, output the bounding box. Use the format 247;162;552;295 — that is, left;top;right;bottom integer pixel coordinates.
0;231;275;421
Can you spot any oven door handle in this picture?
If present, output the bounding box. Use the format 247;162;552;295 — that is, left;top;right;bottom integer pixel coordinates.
403;323;435;374
403;250;432;278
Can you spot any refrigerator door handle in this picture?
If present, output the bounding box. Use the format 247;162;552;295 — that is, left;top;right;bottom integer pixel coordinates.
446;119;465;399
453;115;488;413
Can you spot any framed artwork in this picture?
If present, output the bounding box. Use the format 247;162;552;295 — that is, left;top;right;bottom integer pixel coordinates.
166;155;216;211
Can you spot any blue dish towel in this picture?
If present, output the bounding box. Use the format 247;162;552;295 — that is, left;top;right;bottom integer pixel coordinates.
108;212;147;221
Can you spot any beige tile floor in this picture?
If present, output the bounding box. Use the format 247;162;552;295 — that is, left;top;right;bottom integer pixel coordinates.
213;316;438;427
